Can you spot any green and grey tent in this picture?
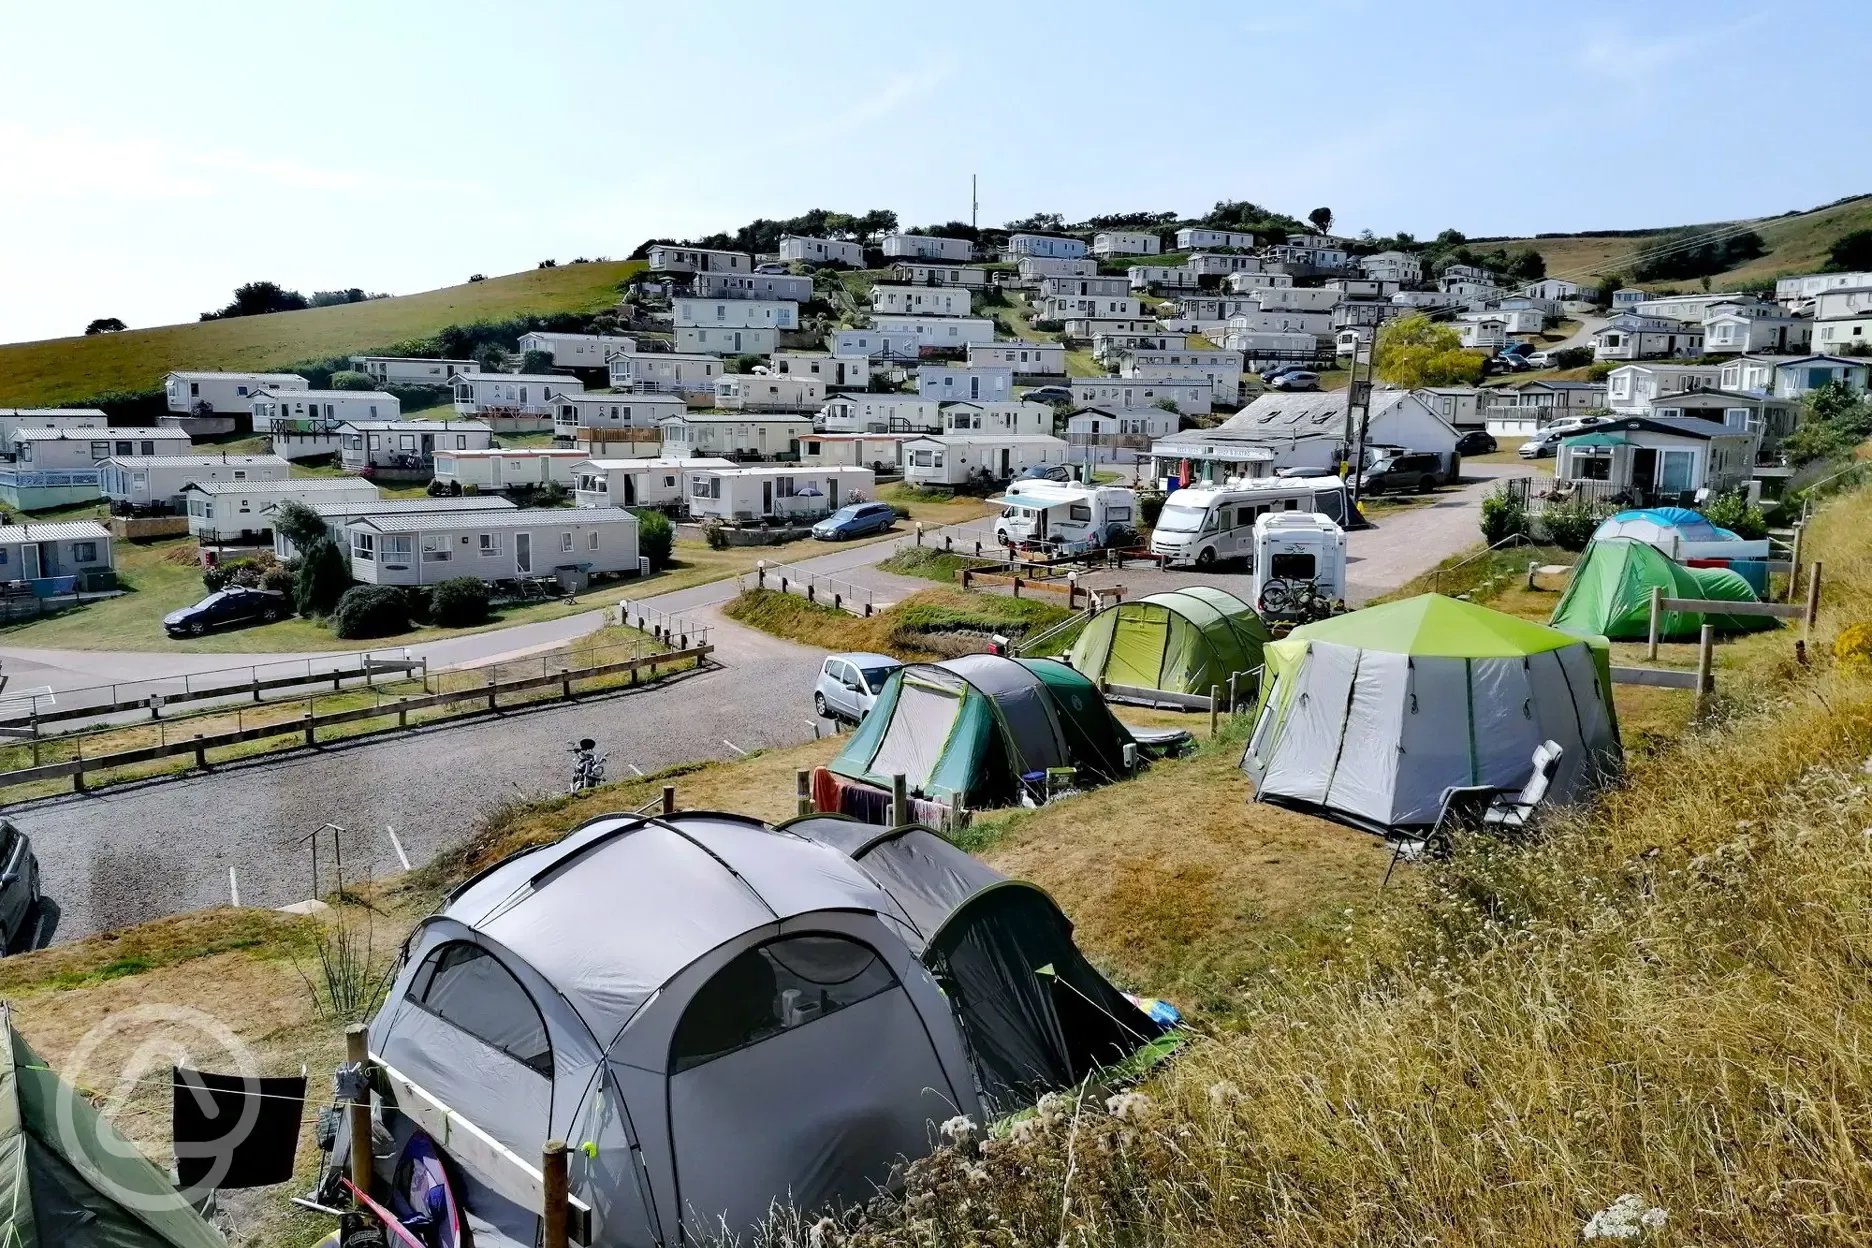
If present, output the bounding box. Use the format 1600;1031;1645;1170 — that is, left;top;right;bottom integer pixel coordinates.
1240;595;1622;834
1067;586;1272;702
0;1006;227;1248
1549;536;1775;641
825;654;1135;810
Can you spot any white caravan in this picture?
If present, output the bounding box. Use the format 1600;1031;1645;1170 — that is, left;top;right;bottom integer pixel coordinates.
992;481;1138;555
1249;512;1347;621
1149;478;1354;568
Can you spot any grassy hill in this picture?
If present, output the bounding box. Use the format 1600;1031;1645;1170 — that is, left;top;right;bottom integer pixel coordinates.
0;260;643;408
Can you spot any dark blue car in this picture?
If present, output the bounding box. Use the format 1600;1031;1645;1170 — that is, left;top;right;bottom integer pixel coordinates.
811;501;897;541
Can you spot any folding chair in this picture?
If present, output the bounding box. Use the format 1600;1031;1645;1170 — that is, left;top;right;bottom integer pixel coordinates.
1382;740;1564;888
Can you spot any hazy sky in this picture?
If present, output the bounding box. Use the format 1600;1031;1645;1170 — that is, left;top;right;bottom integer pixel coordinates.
2;0;1865;346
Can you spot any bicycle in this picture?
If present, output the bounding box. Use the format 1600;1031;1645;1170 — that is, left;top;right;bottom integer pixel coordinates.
569;738;608;794
1258;579;1341;625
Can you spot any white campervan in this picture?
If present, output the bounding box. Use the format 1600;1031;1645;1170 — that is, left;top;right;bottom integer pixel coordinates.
1149;477;1354;568
1250;512;1347;620
993;481;1138;555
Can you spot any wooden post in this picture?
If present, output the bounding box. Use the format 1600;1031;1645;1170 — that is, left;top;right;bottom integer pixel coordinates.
662;784;676;815
1228;671;1239;713
398;701;408;729
1695;624;1715;715
796;769;812;817
488;670;498;711
891;773;908;828
1646;586;1661;661
1526;560;1538;590
1209;685;1220;738
1804;560;1823;642
251;679;261;703
194;735;207;771
541;1140;570;1248
1012;576;1022;599
561;673;572;700
1787;522;1804;603
345;1025;373;1199
304;709;315;747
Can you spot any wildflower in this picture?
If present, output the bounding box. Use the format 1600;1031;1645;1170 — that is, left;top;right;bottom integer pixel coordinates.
1207;1079;1241;1108
1105;1091;1152;1120
939;1114;976;1145
808;1216;838;1248
1582;1193;1668;1240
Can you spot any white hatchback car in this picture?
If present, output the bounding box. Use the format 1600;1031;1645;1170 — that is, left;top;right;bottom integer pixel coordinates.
813;652;903;724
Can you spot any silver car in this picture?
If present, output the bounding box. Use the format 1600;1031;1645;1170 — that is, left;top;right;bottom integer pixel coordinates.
813;652;903;723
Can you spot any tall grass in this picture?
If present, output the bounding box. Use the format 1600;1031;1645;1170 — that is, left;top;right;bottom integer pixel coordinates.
755;484;1872;1246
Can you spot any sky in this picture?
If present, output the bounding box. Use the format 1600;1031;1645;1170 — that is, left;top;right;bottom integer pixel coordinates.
1;0;1867;346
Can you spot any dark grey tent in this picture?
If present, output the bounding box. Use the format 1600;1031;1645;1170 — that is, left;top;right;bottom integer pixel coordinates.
332;812;982;1247
782;815;1165;1112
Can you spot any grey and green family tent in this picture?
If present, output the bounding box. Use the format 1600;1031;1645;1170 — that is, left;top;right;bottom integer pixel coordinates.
0;1006;226;1248
1549;536;1775;641
1067;586;1272;702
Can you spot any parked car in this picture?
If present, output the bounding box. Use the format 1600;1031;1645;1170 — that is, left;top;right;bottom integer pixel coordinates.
1493;352;1533;372
754;262;789;274
1518;428;1565;458
1358;451;1448;495
1260;363;1307;383
1525;351;1556;368
1023;385;1073;404
0;821;39;953
1270;371;1321;391
811;501;897;541
1501;341;1535;358
814;652;904;723
1455;430;1498;456
1015;463;1072;482
162;586;290;638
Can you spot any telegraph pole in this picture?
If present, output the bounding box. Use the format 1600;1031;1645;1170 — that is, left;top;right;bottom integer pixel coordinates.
1345;331;1375;504
971;174;978;232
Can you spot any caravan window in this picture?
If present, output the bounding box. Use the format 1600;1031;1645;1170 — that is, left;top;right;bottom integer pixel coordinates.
671;934;898;1074
411;943;553;1077
1271;552;1317;579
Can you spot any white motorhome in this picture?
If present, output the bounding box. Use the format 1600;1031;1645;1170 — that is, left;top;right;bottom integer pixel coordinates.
992;480;1138;554
1148;478;1357;567
1249;512;1347;620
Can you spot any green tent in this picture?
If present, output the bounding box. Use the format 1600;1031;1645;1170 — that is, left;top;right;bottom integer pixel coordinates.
1067;587;1272;701
1549;537;1774;641
0;1007;227;1248
826;654;1134;809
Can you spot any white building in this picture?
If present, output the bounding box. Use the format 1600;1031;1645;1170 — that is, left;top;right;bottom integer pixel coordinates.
871;286;972;317
451;372;584;421
1119;349;1244;402
1633;292;1744;324
12;426;190;470
0;521;114;588
798;433;917;471
1777;271;1872;314
1262;242;1350;270
268;496;519;559
1412;386;1486;429
346;507;640;586
349;357;480;388
713;374;827;412
1717;354;1869;400
901;435;1068;486
1702;304;1812;355
1226;271;1296;294
1034;295;1143;321
0;408;107;443
683;465;876;522
1149;389;1456;479
939;401;1055;436
832;328;921;362
1007;234;1087;259
1063;317;1158;338
165;371;308;416
778;235;865;267
1064;405;1178;441
967;341;1067;375
1214;328;1322;361
1604;363;1725;414
673;298;800;331
1129;266;1202;291
918;366;1013;403
340;420;495;473
1223;308;1334;338
1071;377;1213;415
1457;318;1509;350
1460;306;1545;334
818;395;941;434
659;413;812;459
550;392;688;449
1016;256;1098;280
608;351;722;398
1254;287;1342;314
890;262;989;287
517;331;636;368
99;454;290;509
647;245;751;274
771;352;869;389
1187;253;1261;275
183;477;380;543
1038;275;1129;299
1358;251;1424;284
572;457;735;510
254;388;398;430
1520;278;1600;303
1592;314;1707;361
676;326;779;356
1092;330;1189;363
1092;231;1161;257
870;315;996;347
881;234;974;262
693;272;815;302
1813;286;1872;355
1391;289;1466;310
1175;228;1254;251
431;448;588;492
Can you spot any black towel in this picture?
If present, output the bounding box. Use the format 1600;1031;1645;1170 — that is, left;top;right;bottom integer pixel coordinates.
172;1066;307;1193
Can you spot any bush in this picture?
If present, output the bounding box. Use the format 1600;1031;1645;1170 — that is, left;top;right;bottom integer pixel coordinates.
1835;621;1872;665
1137;490;1166;529
203;552;281;593
261;564;296;595
332;585;410;640
636;509;675;570
1541;499;1599;551
295;538;351;617
272;499;329;553
1699;489;1769;541
703;519;730;550
1479;483;1530;546
538;481;570;508
329;370;375;391
429;577;491;628
1553;346;1594;369
520;349;554;374
1585;360;1617;381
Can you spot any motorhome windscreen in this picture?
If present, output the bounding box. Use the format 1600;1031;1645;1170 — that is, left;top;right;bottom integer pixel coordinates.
1271;552;1317;579
1156;504;1207;533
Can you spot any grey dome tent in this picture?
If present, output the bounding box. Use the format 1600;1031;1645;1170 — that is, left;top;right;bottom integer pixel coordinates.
782;815;1166;1112
334;811;982;1247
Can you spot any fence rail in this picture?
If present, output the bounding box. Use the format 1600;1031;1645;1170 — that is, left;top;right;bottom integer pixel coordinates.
740;560;884;617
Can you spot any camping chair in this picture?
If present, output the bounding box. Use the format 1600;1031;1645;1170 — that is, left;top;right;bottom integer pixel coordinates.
1382;741;1565;888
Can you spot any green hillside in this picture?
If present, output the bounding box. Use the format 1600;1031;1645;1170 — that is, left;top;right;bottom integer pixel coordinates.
0;260;643;408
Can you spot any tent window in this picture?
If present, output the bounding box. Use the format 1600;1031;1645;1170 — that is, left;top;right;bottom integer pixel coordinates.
671;934;898;1074
410;943;553;1077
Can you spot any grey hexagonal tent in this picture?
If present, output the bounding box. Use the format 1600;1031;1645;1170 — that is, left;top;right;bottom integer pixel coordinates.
335;811;982;1247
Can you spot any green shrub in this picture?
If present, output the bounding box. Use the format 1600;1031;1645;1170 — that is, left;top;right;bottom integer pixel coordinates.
429;577;491;628
1553;346;1594;369
1479;483;1530;546
1541;499;1599;551
538;481;570;508
636;509;675;570
261;563;296;595
703;519;730;550
1699;489;1769;541
203;553;280;593
272;499;329;553
1138;491;1166;529
1585;360;1617;381
295;538;351;617
332;585;410;639
329;370;375;391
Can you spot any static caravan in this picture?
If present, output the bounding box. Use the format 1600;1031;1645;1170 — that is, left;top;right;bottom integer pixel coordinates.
771;352;868;388
871;315;995;348
1254;287;1341;313
683;465;876;523
1187;253;1262;276
339;420;494;473
818;395;940;433
550;392;687;451
891;263;988;288
451;373;583;425
832;328;921;362
1215;328;1321;363
516;332;636;368
572;457;735;510
608;351;722;400
676;325;781;356
1092;231;1161;257
1222;308;1333;337
1035;295;1143;321
798;433;916;471
1120;351;1245;403
901;434;1069;486
0;520;114;590
346;507;641;586
0;408;106;445
432;448;589;492
1038;276;1129;299
967;342;1067;375
1071;377;1213;415
779;235;865;267
647;245;750;274
165;371;308;416
183;477;381;543
99;454;290;510
1093;331;1190;364
1226;271;1295;294
1007;234;1088;259
872;286;972;317
918;366;1012;403
1175;228;1254;250
672;298;799;330
693;272;814;302
1129;266;1202;291
269;496;519;558
714;374;828;412
255;388;399;460
1016;257;1097;280
349;356;479;388
1458;319;1509;350
660;413;812;459
1062;317;1157;338
1064;405;1179;441
939;401;1054;436
881;234;974;262
13;426;190;470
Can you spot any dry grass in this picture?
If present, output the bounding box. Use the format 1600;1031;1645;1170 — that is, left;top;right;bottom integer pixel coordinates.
722;586;1074;661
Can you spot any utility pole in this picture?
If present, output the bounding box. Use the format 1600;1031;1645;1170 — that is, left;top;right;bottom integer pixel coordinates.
971;174;978;233
1345;333;1375;504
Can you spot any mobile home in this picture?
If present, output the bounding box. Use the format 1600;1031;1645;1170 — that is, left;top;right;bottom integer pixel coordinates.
339;420;494;473
684;464;876;522
693;272;814;302
1062;317;1157;338
1187;253;1261;275
12;426;190;470
164;371;308;416
659;413;812;459
451;372;583;424
1035;295;1143;321
901;434;1069;486
1016;257;1098;280
0;408;106;445
676;325;781;356
346;507;641;586
608;351;722;399
713;374;828;412
0;520;114;590
255;388;399;460
918;366;1013;403
771;352;869;389
891;263;988;287
349;356;479;388
1092;231;1161;257
183;477;381;543
1175;227;1254;250
798;433;916;471
871;286;972;317
572;457;735;510
778;235;865;267
269;496;519;558
550;392;687;452
431;448;589;492
1070;377;1213;415
1038;275;1129;299
672;298;800;330
967;341;1067;375
881;234;974;262
870;315;996;348
832;328;921;362
939;400;1055;436
516;332;636;368
1119;350;1245;403
818;395;941;433
1129;266;1202;291
1007;234;1088;259
647;245;751;274
99;454;290;510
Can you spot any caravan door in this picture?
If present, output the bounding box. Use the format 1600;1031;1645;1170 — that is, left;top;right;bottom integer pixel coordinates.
515;532;532;574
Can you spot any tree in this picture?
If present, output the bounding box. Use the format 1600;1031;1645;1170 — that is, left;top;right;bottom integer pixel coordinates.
294;537;351;617
637;510;675;570
1783;379;1872;464
1827;229;1872;273
520;349;555;374
1373;314;1486;388
198;280;310;321
1504;247;1547;281
84;317;126;335
474;341;509;372
1005;212;1066;232
272;500;329;555
1632;229;1763;282
328;370;375;391
1308;207;1334;234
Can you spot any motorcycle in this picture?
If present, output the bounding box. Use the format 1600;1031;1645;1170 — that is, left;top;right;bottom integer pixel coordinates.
569;737;607;794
